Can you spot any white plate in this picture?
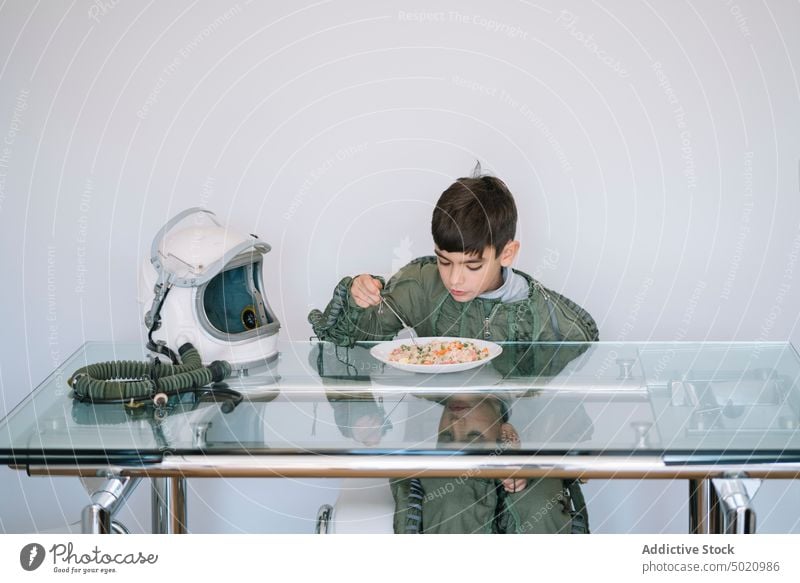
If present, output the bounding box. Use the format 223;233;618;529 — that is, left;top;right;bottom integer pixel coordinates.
369;337;503;374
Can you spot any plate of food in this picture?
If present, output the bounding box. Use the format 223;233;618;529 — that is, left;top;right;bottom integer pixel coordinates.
370;337;502;374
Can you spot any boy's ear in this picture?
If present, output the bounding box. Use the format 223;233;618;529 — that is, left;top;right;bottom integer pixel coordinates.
500;241;521;267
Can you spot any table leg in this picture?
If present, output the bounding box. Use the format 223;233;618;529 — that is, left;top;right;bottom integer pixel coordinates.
709;481;723;533
689;480;710;534
80;476;140;534
151;477;188;534
82;504;112;534
689;480;725;534
711;478;760;534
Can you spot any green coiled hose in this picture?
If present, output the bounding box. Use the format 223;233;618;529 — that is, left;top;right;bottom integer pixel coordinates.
69;344;231;403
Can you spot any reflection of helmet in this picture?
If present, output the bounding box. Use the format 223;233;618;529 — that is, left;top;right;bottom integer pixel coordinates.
139;208;280;370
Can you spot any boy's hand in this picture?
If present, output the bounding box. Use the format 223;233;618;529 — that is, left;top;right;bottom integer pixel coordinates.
502;478;528;493
351;274;383;308
351;414;384;446
499;423;526;492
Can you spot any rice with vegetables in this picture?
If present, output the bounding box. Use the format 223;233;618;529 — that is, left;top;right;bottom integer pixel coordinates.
388;339;490;365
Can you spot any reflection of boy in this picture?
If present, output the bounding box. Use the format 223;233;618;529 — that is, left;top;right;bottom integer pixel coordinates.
309;171;598;533
436;395;526;494
389;394;578;534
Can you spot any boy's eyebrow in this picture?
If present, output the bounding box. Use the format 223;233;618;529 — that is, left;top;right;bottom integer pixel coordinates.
434;249;484;264
437;430;454;443
467;431;487;443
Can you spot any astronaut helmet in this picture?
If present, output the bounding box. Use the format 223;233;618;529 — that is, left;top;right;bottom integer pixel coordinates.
139;208;280;370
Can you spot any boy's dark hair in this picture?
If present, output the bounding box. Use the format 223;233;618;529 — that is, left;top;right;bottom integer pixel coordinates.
431;173;518;258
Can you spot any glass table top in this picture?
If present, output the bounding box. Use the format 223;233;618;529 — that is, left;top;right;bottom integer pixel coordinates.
2;341;800;465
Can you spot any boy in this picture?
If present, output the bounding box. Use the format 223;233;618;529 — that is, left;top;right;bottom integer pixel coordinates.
308;171;599;533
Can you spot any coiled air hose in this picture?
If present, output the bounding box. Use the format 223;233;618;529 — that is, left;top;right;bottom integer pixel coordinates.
68;343;232;404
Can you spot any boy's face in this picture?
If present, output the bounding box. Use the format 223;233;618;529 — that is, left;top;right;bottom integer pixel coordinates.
434;241;520;302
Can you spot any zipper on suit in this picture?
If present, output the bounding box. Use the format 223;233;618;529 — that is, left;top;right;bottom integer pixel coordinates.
481;302;502;340
533;280;550;301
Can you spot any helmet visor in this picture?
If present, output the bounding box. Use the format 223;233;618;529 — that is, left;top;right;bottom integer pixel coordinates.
200;256;278;339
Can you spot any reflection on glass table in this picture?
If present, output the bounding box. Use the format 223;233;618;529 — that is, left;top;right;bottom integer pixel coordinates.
3;341;800;461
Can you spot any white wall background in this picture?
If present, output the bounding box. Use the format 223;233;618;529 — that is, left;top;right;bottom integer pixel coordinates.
1;0;799;533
